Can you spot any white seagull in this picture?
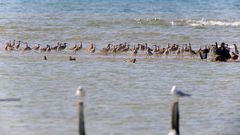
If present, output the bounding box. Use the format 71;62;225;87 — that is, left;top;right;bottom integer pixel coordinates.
171;85;191;98
168;129;177;135
76;86;86;102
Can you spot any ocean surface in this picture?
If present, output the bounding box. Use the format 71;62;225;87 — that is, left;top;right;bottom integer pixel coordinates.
0;0;240;135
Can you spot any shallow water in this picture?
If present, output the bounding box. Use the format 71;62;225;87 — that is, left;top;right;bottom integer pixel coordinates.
0;0;240;135
0;51;239;135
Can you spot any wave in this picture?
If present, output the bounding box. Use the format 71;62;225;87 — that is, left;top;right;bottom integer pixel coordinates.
133;18;240;27
185;19;240;27
84;18;240;29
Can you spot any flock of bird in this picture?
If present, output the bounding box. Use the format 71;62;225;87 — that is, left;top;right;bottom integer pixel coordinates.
3;40;240;62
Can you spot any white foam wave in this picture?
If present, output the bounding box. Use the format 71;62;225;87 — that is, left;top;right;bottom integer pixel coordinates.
186;19;240;27
133;18;240;27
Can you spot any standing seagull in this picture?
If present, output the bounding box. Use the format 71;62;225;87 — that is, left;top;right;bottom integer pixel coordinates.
171;85;191;99
76;86;86;102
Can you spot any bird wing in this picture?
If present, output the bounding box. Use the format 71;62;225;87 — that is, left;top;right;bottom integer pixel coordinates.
177;90;191;97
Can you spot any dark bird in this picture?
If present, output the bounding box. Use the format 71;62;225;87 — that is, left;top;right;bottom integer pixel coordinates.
43;56;47;60
23;42;31;51
199;46;209;60
57;43;67;51
69;56;76;61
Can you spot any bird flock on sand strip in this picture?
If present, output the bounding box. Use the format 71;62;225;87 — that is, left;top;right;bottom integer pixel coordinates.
3;40;240;62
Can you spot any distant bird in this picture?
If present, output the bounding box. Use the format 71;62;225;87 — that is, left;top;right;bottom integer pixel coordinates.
73;42;83;53
33;44;40;51
88;43;95;54
126;58;136;63
231;52;238;61
111;45;117;56
89;46;96;54
43;56;47;60
4;42;14;51
23;42;31;51
146;47;153;57
40;45;49;52
188;43;197;57
12;40;16;47
233;44;239;54
69;56;76;61
121;44;129;52
199;46;209;60
163;48;170;55
76;86;86;102
46;44;51;52
15;41;21;50
51;42;59;51
57;43;67;51
100;44;111;54
132;48;138;57
176;48;181;56
171;85;191;98
69;44;77;50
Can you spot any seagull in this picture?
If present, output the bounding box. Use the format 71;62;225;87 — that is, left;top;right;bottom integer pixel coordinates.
168;129;177;135
171;85;191;98
76;86;86;102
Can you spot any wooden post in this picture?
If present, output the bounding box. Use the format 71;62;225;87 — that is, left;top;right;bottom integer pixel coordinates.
171;101;180;135
76;86;86;135
78;101;85;135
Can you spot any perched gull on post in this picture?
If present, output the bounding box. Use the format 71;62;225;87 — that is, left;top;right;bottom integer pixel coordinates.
76;86;86;102
171;85;191;98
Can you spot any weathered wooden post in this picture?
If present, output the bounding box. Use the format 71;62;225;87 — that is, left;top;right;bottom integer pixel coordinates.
172;101;179;135
76;86;86;135
168;101;180;135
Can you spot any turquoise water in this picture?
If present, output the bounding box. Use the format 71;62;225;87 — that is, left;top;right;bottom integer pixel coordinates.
0;1;240;135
